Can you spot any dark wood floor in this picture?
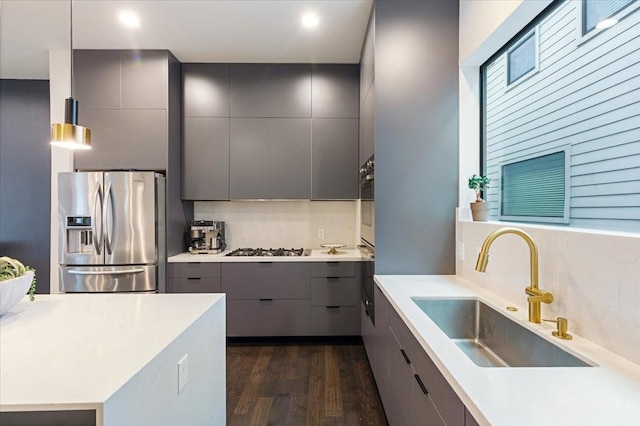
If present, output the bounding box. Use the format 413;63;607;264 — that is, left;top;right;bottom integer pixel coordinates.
227;343;389;426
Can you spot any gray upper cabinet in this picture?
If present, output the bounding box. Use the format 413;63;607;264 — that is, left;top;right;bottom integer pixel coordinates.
229;118;270;199
182;117;230;200
121;50;168;109
229;64;311;118
269;118;311;199
182;64;230;199
73;50;120;109
269;64;311;117
360;8;375;107
74;109;121;170
229;64;271;117
359;84;375;166
73;49;176;172
312;65;359;118
183;64;230;117
229;118;310;199
312;118;358;199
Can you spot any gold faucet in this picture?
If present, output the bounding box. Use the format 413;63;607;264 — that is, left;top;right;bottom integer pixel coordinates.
475;227;553;323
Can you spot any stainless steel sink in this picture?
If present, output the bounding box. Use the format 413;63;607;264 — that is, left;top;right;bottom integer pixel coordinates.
411;298;594;368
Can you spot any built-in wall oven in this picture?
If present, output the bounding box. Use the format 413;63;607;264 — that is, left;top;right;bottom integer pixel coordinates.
359;155;375;325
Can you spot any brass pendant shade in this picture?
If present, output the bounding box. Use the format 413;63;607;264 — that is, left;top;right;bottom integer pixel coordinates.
50;97;91;150
50;0;92;150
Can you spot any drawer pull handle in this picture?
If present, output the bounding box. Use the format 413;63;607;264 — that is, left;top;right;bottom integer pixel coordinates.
326;305;340;309
259;298;273;302
414;374;429;395
400;349;411;365
187;277;201;280
326;261;339;264
364;309;370;317
327;276;341;280
259;262;274;264
187;262;201;265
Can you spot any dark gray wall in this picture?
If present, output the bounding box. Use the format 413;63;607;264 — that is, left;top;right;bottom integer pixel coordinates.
374;1;459;274
0;80;51;292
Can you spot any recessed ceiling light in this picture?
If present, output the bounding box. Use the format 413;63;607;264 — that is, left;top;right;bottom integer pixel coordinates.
118;10;141;29
301;12;319;28
595;17;618;30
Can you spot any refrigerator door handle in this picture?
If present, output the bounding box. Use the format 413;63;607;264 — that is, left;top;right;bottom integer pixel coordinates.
93;184;103;255
68;268;146;275
104;182;113;255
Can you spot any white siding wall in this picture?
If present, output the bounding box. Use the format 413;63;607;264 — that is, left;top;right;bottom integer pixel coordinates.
484;0;640;232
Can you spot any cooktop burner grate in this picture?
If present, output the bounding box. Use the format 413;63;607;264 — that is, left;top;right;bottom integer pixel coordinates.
225;248;307;257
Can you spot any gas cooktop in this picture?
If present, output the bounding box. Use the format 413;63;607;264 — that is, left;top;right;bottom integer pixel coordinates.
225;248;310;257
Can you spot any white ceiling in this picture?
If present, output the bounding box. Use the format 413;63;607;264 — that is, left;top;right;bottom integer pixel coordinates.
0;0;373;79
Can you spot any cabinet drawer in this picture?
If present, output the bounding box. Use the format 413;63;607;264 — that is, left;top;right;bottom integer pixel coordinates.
310;262;356;278
390;308;464;426
221;263;310;299
227;299;310;337
310;277;359;306
310;306;360;336
168;277;221;293
168;262;221;278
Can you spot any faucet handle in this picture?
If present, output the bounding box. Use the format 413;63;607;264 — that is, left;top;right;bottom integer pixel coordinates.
526;287;554;304
543;317;573;340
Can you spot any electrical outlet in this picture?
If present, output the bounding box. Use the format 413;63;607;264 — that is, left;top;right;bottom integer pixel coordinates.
317;228;325;239
457;242;465;261
178;354;188;393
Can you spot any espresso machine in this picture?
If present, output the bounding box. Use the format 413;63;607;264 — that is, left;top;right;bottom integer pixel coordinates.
188;220;226;254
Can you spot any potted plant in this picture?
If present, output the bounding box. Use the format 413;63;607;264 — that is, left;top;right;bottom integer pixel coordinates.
468;174;491;221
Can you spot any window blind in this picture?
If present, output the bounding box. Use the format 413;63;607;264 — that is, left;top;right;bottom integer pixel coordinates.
584;0;636;33
501;151;566;218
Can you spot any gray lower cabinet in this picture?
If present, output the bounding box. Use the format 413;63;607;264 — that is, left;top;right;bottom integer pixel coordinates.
311;118;359;200
167;263;221;293
367;285;469;426
182;117;230;200
229;118;311;199
222;262;311;337
309;261;360;336
361;299;376;366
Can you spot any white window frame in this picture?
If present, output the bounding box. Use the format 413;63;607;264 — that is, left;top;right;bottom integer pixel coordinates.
504;27;540;90
498;145;571;225
576;0;640;46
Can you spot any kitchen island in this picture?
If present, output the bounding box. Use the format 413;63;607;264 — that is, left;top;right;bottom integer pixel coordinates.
0;293;226;426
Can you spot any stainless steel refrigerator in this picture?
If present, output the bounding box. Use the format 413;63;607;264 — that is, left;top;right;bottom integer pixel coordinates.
58;171;165;292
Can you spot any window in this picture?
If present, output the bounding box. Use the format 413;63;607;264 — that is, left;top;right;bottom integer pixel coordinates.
500;150;569;224
481;0;640;233
507;30;537;85
583;0;636;35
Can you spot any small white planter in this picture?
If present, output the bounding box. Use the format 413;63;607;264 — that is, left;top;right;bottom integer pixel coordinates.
0;271;34;316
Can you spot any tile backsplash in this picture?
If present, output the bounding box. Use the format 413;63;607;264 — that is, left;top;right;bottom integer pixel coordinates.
456;209;640;366
194;201;359;249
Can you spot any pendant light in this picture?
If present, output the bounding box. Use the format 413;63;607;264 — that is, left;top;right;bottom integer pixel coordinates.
50;0;91;150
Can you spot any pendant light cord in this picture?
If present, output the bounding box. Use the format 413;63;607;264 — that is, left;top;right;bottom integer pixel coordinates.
70;0;73;98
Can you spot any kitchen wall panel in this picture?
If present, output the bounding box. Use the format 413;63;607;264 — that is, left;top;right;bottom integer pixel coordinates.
374;1;459;275
0;79;51;292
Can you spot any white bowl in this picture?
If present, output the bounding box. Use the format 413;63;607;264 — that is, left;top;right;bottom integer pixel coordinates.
0;271;34;316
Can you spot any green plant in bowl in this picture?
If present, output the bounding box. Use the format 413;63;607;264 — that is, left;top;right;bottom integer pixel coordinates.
1;256;36;301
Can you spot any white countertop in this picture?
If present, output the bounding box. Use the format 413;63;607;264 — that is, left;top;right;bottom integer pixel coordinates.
0;293;224;411
375;275;640;426
168;249;366;262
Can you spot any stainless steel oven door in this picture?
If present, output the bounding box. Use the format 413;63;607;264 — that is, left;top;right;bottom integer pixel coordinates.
360;177;374;249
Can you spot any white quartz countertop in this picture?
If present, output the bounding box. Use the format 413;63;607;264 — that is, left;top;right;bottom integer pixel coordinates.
0;293;225;411
168;249;366;262
375;275;640;426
